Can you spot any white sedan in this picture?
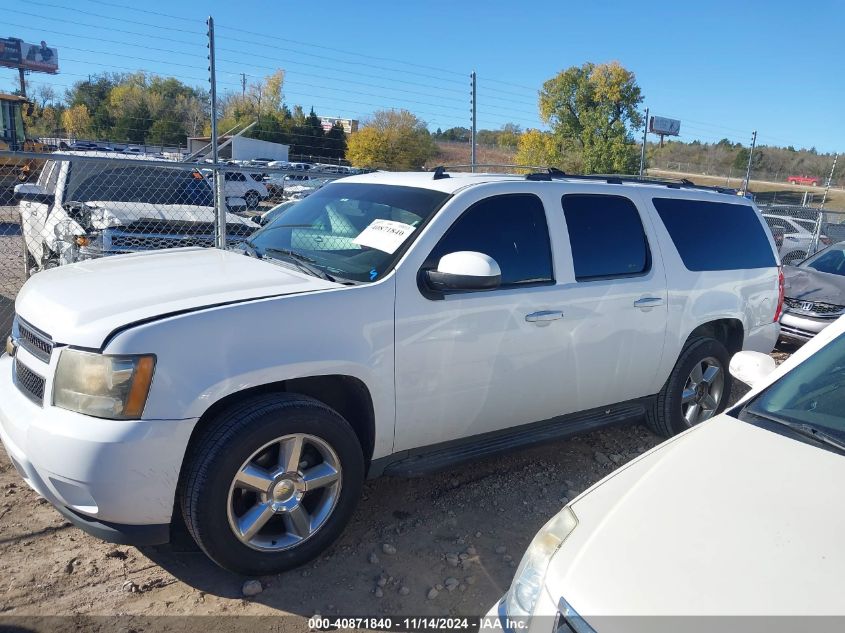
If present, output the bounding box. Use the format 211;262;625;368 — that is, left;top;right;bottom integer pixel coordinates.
487;315;845;633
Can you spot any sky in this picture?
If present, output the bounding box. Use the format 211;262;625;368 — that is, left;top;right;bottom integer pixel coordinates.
3;0;843;153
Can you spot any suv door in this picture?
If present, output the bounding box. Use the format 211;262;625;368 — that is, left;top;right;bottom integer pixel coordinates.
393;192;581;451
554;192;668;411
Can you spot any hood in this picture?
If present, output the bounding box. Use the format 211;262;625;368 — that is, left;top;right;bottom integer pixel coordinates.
15;248;337;348
548;416;845;618
85;201;256;229
783;264;845;304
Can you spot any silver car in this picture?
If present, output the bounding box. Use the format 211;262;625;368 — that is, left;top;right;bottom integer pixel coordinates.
780;242;845;344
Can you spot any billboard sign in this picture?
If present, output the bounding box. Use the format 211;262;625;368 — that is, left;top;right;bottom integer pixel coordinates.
0;38;58;74
0;38;21;67
650;116;681;136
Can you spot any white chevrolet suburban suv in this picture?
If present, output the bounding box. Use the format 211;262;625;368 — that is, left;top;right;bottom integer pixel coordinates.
0;169;782;575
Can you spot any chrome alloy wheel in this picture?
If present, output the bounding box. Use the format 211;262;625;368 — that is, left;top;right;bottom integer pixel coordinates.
227;433;341;551
681;356;725;425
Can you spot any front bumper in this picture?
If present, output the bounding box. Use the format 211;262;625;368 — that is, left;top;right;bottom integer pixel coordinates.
0;352;197;544
779;311;835;344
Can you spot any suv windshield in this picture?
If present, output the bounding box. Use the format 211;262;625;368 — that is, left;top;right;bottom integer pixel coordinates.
800;243;845;276
744;332;845;442
246;182;449;283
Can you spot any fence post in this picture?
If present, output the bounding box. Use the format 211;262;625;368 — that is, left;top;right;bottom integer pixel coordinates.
470;71;477;173
207;16;226;249
811;154;838;256
639;107;648;177
742;130;757;194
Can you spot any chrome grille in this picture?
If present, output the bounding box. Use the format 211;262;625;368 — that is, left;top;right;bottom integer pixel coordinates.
16;318;54;363
13;358;46;405
783;297;845;318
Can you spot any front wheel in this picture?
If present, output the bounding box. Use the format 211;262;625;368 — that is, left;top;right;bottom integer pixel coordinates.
646;337;732;437
180;393;364;575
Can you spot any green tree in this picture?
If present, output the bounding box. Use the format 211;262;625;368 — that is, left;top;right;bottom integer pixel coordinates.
347;109;436;170
539;61;643;173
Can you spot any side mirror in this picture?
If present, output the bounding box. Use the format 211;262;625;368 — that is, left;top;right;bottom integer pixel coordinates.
729;351;777;388
14;183;54;205
424;251;501;296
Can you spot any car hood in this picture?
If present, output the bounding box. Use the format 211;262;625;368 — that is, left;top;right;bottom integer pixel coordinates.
84;201;255;229
15;248;337;348
783;264;845;304
547;416;845;620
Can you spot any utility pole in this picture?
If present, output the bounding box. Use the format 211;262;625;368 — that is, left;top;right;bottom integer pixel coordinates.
470;71;477;173
18;68;26;98
241;73;247;98
742;130;757;194
207;16;225;249
639;107;649;177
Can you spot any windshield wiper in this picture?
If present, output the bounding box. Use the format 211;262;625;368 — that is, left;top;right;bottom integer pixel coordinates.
262;247;336;283
746;409;845;455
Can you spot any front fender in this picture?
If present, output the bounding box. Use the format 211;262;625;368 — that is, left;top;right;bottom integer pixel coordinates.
104;280;397;459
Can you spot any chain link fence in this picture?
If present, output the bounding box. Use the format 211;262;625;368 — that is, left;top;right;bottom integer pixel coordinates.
758;204;845;265
0;149;341;339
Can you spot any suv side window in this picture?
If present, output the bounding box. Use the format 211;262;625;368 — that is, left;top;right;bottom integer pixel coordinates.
654;198;777;271
426;193;553;287
562;194;650;280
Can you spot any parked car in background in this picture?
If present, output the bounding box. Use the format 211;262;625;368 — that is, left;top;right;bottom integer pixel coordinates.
67;141;99;151
258;199;298;226
763;214;817;264
779;242;845;344
202;169;269;209
122;146;144;154
14;152;256;274
787;175;820;186
489;315;845;629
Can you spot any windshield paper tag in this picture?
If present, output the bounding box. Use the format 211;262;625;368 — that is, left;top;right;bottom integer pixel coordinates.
353;219;416;254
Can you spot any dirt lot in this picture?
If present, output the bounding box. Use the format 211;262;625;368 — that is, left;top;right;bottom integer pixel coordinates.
0;354;791;631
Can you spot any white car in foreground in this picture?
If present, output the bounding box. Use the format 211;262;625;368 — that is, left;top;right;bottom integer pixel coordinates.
489;315;845;632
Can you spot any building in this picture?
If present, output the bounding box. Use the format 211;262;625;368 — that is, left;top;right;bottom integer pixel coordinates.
320;116;359;134
187;135;289;161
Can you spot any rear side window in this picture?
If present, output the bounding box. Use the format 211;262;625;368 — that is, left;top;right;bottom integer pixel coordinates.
654;198;776;271
427;194;553;286
562;194;650;280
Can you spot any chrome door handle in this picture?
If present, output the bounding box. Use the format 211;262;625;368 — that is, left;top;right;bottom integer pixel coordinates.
525;310;564;323
633;297;664;308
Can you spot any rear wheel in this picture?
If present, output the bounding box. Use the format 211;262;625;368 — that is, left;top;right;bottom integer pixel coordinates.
180;393;364;575
646;337;732;437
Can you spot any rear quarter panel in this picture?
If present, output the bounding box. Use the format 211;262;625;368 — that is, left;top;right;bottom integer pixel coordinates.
642;195;780;385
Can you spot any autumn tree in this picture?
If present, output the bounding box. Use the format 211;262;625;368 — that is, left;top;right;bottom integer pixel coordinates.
62;104;92;138
538;61;643;174
347;109;436;170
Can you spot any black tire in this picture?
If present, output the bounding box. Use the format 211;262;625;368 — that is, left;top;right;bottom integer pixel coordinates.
646;337;732;437
245;191;261;209
180;393;364;575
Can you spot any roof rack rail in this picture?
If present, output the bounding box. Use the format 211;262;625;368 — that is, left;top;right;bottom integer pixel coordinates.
523;170;738;194
444;164;548;171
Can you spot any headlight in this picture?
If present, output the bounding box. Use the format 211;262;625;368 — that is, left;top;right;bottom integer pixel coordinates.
53;349;155;419
505;506;578;617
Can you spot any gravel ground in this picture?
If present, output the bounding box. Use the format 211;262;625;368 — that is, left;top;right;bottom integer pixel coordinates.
0;356;788;626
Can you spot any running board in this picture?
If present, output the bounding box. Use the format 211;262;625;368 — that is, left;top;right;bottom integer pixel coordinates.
379;401;647;478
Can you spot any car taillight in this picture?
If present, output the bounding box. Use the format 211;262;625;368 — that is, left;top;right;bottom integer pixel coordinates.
774;267;785;322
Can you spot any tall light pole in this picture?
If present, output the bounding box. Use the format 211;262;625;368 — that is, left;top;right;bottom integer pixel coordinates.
742;130;757;194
